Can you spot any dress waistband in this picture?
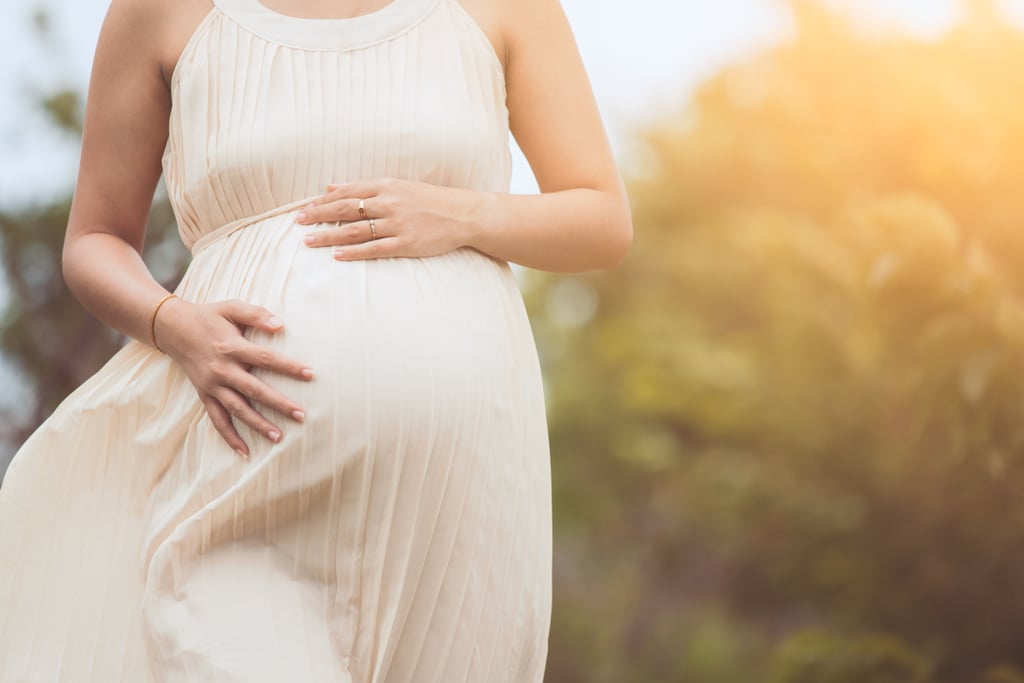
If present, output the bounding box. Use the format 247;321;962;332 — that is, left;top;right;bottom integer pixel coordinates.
188;195;319;258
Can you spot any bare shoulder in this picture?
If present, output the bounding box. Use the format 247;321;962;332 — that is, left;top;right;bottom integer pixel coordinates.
449;0;510;73
466;0;587;94
480;0;621;195
95;0;166;70
155;0;218;88
487;0;576;58
94;0;213;89
67;0;212;248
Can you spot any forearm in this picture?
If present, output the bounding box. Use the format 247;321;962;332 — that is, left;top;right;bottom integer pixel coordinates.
466;187;633;273
61;231;174;348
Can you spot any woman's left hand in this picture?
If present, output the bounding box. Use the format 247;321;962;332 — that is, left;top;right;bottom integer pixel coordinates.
296;178;481;261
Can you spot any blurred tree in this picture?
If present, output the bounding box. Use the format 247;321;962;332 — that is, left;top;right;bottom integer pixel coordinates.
0;12;187;472
0;164;185;465
770;630;934;683
8;1;1024;681
526;0;1024;681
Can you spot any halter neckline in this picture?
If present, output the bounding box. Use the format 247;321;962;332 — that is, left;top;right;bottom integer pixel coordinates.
214;0;440;51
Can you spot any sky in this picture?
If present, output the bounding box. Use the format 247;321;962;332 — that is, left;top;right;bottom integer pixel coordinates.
4;0;1024;206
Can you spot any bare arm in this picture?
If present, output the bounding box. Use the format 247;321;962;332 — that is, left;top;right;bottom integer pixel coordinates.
60;0;311;457
61;0;176;341
470;0;633;272
296;0;632;273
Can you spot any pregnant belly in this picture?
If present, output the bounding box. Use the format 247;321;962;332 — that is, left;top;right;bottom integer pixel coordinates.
175;209;542;463
136;211;551;670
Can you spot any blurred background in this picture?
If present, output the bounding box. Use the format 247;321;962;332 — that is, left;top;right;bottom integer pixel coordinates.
4;0;1024;680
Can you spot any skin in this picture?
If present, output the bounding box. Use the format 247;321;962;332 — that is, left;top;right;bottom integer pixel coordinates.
62;0;633;458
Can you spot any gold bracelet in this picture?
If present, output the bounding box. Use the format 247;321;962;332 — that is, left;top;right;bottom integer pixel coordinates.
150;293;178;353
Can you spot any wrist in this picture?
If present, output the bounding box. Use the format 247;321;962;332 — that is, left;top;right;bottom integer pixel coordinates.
151;295;193;357
460;189;502;251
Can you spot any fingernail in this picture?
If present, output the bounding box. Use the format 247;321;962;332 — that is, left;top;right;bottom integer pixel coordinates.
301;368;314;379
333;248;344;259
268;429;281;443
297;211;307;222
303;234;315;245
235;448;248;459
267;315;283;327
292;410;305;422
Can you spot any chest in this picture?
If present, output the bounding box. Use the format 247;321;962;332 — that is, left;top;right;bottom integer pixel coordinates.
165;5;510;213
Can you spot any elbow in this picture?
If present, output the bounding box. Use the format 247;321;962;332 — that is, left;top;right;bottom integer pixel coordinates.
599;204;634;271
61;238;77;292
61;229;89;297
61;230;87;295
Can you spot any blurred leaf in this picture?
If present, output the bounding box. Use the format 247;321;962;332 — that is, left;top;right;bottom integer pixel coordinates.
41;89;83;135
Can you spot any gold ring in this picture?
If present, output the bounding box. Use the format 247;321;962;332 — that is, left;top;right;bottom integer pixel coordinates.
358;198;366;219
369;218;377;239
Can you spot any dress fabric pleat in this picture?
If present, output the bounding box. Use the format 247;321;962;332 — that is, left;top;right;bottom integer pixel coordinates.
0;0;553;680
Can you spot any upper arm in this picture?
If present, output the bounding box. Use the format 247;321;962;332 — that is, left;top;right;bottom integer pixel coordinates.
64;0;172;258
502;0;625;197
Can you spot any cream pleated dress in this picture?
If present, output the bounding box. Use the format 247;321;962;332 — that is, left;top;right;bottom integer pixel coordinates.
0;0;552;680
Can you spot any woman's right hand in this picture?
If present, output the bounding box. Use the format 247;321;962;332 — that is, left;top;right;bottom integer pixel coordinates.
151;297;314;459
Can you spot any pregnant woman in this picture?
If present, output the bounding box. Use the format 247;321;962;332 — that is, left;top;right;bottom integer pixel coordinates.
0;0;631;679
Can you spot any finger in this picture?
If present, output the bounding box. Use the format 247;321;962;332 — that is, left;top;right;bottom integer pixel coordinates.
202;394;250;459
232;340;315;382
297;198;362;225
214;386;284;445
303;219;377;248
221;300;285;333
333;236;403;261
228;369;306;423
323;180;383;200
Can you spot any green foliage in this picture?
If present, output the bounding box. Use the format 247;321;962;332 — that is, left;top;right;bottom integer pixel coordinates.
770;630;933;683
0;197;185;454
525;2;1024;681
0;48;187;462
41;89;83;135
